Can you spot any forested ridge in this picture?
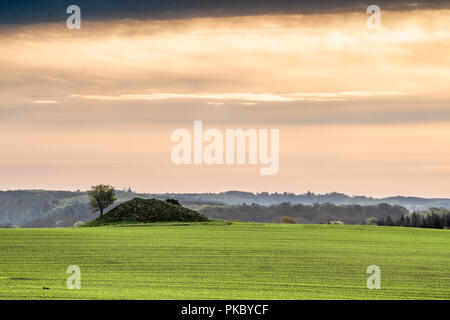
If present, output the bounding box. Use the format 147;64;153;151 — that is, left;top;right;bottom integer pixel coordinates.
1;190;449;228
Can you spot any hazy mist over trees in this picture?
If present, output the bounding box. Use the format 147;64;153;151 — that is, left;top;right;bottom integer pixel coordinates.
0;190;449;228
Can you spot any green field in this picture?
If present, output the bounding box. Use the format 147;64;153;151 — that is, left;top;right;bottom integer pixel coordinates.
0;223;449;299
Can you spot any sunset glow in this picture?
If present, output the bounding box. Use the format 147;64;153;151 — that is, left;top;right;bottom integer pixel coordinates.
1;7;449;197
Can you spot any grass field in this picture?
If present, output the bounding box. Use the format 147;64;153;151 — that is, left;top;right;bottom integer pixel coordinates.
0;223;449;299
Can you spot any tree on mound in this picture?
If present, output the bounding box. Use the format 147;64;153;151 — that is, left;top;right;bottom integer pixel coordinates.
86;198;209;226
165;198;180;206
88;184;117;217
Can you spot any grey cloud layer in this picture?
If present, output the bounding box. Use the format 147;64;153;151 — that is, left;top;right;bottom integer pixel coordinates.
1;98;449;128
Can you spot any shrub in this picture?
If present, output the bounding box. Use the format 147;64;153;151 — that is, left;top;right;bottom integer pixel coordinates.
328;220;344;225
365;217;378;225
165;198;180;206
281;216;298;224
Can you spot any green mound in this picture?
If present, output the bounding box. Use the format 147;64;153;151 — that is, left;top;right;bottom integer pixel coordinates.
84;198;209;226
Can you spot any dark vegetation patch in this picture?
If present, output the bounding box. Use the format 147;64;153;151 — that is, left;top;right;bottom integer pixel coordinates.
84;198;209;226
199;202;410;225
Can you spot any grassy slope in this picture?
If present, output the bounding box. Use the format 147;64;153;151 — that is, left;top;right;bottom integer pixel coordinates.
0;223;448;299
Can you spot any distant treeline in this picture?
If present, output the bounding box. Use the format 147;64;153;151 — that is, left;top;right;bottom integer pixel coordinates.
1;190;450;228
199;202;409;225
378;209;450;229
172;191;450;211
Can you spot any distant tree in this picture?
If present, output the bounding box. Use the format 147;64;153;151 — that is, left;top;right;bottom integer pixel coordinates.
404;215;411;227
432;213;442;229
384;216;394;226
365;217;378;225
425;214;433;228
281;216;297;224
88;185;117;217
441;214;448;229
399;215;406;227
411;212;419;227
165;198;180;206
417;214;425;228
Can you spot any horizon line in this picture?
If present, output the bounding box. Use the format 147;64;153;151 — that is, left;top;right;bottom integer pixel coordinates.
1;188;449;200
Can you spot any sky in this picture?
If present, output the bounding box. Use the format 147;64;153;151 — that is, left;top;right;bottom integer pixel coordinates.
0;1;449;197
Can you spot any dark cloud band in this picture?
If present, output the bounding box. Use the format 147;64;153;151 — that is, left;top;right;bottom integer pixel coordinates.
1;0;448;25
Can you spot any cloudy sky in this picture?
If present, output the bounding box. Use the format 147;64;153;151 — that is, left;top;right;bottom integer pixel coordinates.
0;1;449;197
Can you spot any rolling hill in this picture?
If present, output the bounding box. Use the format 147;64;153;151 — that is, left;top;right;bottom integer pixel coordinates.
84;198;209;226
